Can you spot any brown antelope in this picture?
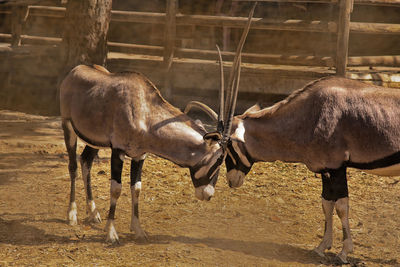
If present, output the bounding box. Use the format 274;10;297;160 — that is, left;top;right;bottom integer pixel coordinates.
187;76;400;264
59;3;256;244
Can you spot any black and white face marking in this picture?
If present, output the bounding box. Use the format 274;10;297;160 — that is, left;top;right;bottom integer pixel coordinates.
225;139;254;188
189;146;224;201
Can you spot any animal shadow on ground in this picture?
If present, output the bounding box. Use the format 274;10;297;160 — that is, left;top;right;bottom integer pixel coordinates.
0;215;398;266
146;234;399;266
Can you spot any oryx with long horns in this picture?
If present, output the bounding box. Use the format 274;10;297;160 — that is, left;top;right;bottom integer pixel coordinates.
59;3;256;244
188;75;400;264
221;77;400;264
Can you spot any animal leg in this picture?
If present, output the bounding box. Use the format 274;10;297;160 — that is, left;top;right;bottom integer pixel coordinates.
315;166;351;263
130;155;147;241
62;120;78;226
80;145;101;223
105;149;124;243
335;197;353;264
314;197;335;257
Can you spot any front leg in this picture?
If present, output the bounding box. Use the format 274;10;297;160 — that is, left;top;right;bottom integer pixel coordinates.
130;154;147;241
105;149;124;244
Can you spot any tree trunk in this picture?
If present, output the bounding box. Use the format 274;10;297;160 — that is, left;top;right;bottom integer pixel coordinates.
61;0;112;75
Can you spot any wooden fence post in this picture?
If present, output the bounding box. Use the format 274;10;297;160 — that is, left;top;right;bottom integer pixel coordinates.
335;0;353;76
163;0;177;101
11;5;29;47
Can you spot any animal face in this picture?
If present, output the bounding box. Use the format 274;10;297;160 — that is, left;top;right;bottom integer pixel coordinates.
225;139;254;187
189;133;224;201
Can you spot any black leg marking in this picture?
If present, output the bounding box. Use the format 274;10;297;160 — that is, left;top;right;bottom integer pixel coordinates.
63;121;80;225
321;165;348;201
111;149;124;184
81;145;99;201
131;159;144;219
342;227;348;241
108;203;117;221
130;159;144;186
108;149;124;221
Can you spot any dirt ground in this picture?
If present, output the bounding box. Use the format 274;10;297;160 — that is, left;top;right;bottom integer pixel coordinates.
0;109;399;267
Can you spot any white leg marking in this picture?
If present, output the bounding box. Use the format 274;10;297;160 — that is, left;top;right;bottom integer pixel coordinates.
314;198;335;257
130;183;147;241
87;200;102;223
68;201;78;226
81;161;101;223
105;219;119;244
335;197;353;264
105;180;122;243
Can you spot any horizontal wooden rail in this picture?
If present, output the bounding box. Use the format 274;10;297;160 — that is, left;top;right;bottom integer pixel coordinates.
354;0;400;6
233;0;338;2
0;0;61;6
348;55;400;66
350;22;400;34
4;6;396;35
3;0;399;6
1;35;398;68
28;5;64;17
113;11;337;33
235;0;400;6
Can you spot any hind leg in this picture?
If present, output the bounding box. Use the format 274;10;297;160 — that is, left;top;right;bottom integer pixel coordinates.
314;197;335;257
314;166;353;264
62;120;78;225
80;145;101;223
130;154;147;241
105;149;124;243
335;197;353;264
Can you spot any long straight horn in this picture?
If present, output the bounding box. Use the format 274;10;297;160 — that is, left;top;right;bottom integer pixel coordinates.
216;44;224;133
222;2;257;142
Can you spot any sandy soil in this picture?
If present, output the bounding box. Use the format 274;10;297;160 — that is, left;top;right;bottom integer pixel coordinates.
0;110;399;266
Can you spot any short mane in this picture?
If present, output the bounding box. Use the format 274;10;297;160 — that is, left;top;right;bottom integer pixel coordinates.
243;76;333;119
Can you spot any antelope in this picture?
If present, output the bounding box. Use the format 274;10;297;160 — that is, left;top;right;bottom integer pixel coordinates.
59;3;256;244
187;76;400;263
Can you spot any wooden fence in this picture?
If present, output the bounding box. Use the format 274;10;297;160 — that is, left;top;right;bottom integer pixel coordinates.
0;0;400;114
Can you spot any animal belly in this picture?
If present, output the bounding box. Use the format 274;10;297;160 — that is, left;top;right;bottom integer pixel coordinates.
70;119;110;148
364;163;400;176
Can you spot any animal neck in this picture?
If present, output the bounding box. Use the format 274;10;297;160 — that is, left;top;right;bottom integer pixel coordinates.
147;109;209;168
240;111;308;164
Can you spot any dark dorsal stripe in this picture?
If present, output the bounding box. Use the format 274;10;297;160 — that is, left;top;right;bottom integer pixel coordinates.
347;150;400;170
69;119;110;148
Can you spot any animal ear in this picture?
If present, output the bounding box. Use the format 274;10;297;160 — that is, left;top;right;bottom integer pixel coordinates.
243;103;261;115
194;119;206;132
203;132;222;145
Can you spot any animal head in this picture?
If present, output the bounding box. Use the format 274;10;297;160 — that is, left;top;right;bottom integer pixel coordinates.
225;114;255;188
189;132;224;201
184;3;257;199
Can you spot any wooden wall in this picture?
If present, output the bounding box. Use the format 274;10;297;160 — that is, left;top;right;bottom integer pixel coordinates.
0;0;400;115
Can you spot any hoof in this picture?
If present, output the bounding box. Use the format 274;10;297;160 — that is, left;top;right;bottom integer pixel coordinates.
68;202;78;225
68;212;78;226
105;220;119;244
312;247;326;258
89;211;102;224
135;231;149;243
335;253;349;265
68;218;78;226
